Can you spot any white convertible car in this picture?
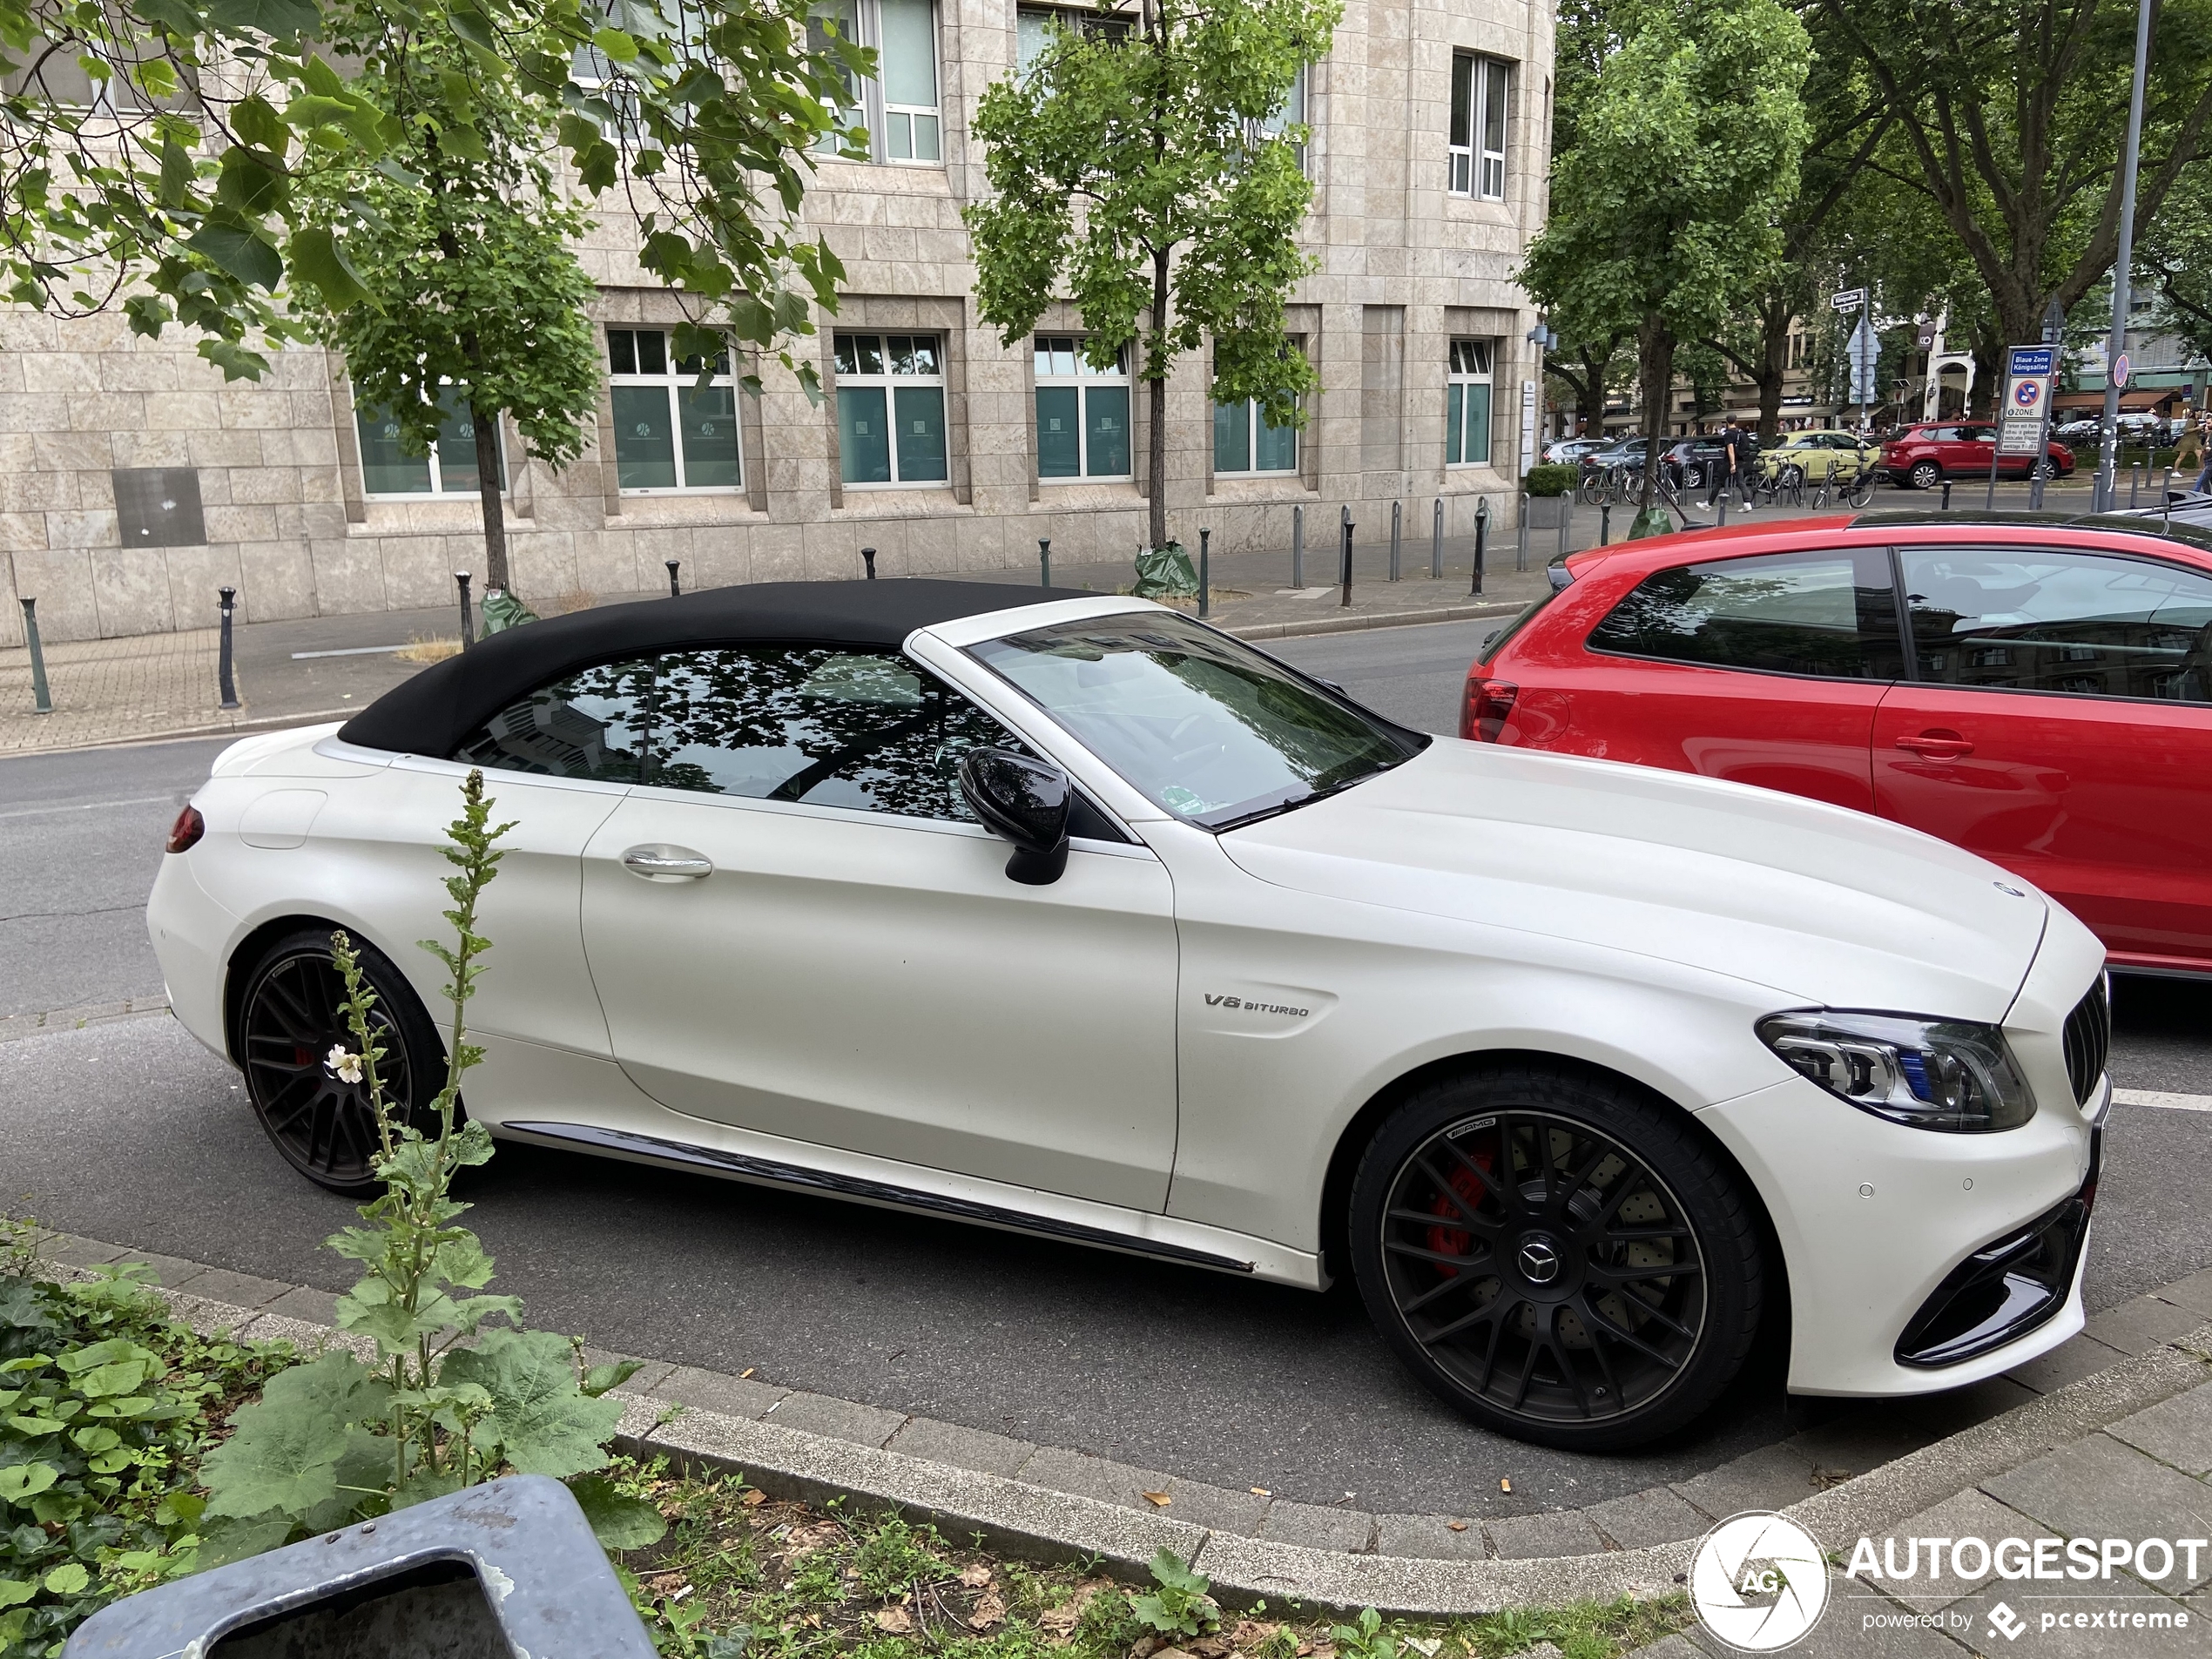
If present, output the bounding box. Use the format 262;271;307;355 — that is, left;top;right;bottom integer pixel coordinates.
148;581;2110;1450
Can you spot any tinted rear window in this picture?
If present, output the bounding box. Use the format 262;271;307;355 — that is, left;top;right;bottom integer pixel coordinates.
1588;549;1905;678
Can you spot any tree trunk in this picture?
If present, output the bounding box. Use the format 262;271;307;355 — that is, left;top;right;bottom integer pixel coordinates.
1145;246;1170;552
1635;312;1675;527
472;401;510;593
1757;300;1791;442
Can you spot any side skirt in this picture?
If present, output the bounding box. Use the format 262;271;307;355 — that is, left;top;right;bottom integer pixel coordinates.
500;1119;1258;1275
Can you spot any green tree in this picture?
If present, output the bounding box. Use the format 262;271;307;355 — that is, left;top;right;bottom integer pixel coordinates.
1;0;865;383
1521;0;1811;529
2140;158;2212;366
287;17;602;596
1817;0;2212;380
963;0;1339;554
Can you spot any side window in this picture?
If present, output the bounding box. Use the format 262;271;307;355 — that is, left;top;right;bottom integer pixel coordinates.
456;647;1029;820
1901;548;2212;703
1588;550;1905;679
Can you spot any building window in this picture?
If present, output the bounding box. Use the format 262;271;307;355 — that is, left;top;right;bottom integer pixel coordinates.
606;328;743;493
1446;339;1493;466
812;0;940;163
1448;52;1509;200
1213;396;1298;476
1253;62;1311;171
1034;336;1131;480
1017;4;1130;74
836;332;948;485
354;389;505;497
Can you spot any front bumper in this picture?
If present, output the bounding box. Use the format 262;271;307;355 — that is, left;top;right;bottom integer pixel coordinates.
1696;1070;2096;1397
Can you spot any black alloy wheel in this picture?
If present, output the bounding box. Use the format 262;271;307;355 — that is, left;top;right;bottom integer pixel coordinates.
238;928;442;1194
1349;1067;1764;1451
1909;459;1942;490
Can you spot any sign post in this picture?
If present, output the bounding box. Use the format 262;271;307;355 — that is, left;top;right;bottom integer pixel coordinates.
1846;315;1880;423
1991;344;2057;509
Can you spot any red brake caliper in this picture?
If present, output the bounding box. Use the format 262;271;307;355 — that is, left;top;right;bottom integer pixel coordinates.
1426;1148;1494;1277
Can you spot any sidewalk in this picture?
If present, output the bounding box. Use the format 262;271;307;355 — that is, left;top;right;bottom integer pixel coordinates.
28;1218;2212;1648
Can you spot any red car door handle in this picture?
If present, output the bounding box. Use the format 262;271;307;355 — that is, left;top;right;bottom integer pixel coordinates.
1894;731;1974;759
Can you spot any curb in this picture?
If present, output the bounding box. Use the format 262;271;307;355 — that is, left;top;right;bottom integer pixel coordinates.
1;705;360;760
28;1231;2212;1615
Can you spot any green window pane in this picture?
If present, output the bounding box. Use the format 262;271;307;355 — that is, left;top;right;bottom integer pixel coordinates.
612;386;678;489
887;111;913;160
839;386;891;483
357;407;432;495
1214;399;1251;473
880;0;937;111
1446;383;1464;465
912;112;940;160
435;398;490;495
1036;386;1080;477
1255;406;1297;472
1086;385;1130;476
1462;383;1493;463
894;385;948;481
678;383;742;488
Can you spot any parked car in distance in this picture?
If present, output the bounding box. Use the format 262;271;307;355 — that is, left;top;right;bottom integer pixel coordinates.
1658;437;1730;490
1463;509;2212;977
1543;437;1608;467
1882;423;2074;489
1759;429;1881;485
1579;436;1650;474
152;579;2107;1453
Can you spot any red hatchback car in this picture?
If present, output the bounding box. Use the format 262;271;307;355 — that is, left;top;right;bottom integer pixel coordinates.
1463;511;2212;974
1882;422;2075;489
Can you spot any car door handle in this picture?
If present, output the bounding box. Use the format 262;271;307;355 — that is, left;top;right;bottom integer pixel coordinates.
621;844;714;880
1894;731;1974;759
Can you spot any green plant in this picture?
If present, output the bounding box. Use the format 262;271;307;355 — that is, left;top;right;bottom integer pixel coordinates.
0;1212;35;1278
0;1269;293;1652
1328;1607;1405;1659
1129;1548;1219;1639
1524;462;1579;498
198;770;664;1558
850;1515;944;1600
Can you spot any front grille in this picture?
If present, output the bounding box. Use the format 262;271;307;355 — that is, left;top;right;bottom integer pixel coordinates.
2061;975;2111;1106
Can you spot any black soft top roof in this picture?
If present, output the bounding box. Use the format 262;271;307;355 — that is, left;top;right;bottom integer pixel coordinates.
338;578;1091;758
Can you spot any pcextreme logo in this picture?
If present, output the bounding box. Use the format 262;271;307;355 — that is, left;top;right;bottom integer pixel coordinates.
1690;1512;1830;1652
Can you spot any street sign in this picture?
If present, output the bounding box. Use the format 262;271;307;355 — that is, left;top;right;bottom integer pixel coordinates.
1831;288;1867;313
1996;344;2057;458
1519;380;1537;476
1846;315;1880;406
2114;352;2132;389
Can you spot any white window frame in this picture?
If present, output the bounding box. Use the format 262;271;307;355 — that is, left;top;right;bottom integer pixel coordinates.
835;331;951;488
354;387;508;500
606;327;745;496
813;0;941;165
1446;338;1494;467
1448;51;1510;202
1033;335;1133;482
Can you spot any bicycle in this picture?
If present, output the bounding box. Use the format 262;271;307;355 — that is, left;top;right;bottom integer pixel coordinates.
1813;457;1874;510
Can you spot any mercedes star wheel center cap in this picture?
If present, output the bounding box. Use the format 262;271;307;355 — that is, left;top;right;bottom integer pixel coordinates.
1518;1236;1562;1285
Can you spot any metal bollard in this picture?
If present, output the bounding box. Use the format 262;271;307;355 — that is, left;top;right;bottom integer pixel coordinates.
1038;537;1052;587
1718;494;1730;528
2130;463;2141;509
1339;508;1354;608
1940;481;1952;511
1558;495;1571;561
666;558;682;597
1198;528;1211;618
455;570;475;646
1472;498;1489;597
861;546;877;579
20;597;51;714
2164;468;2175;533
1516;491;1529;572
1601;503;1612;547
1291;503;1304;589
1388;500;1401;582
1431;497;1443;579
218;585;240;710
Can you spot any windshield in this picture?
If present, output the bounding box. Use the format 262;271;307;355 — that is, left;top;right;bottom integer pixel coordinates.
966;612;1426;829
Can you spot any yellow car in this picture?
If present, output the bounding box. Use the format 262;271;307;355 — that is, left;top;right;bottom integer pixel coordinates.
1758;429;1881;484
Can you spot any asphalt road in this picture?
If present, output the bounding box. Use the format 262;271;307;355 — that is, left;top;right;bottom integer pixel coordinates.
3;637;2209;1519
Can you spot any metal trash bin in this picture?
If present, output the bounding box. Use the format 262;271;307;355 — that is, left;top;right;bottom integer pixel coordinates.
64;1475;655;1659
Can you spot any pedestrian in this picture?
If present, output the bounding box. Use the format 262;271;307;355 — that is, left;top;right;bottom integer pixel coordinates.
2190;410;2212;494
1708;422;1737;507
1737;424;1760;510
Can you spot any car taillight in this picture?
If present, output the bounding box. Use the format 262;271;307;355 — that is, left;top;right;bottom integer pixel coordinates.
165;805;205;854
1462;678;1519;743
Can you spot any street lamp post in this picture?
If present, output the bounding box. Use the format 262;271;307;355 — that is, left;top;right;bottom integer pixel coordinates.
2096;0;2155;512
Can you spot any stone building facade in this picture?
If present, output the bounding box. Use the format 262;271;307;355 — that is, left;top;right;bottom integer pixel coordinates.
0;0;1552;646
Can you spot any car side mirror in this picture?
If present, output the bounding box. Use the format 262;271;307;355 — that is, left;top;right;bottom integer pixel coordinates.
957;748;1070;886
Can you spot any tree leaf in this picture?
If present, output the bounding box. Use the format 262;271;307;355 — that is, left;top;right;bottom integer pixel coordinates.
185;219;283;291
438;1328;619;1480
286;227;374;308
199;0;320;42
567;1474;666;1550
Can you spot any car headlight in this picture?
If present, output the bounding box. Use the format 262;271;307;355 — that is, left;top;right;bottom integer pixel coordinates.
1756;1010;2036;1132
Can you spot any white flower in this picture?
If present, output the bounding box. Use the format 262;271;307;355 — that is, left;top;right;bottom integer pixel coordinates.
327;1045;364;1084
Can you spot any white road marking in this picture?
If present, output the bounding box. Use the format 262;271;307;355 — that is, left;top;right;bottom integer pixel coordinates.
2112;1089;2212;1113
0;795;175;821
290;644;409;658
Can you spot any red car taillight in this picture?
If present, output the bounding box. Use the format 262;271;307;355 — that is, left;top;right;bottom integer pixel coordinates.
165;804;205;853
1462;678;1519;742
